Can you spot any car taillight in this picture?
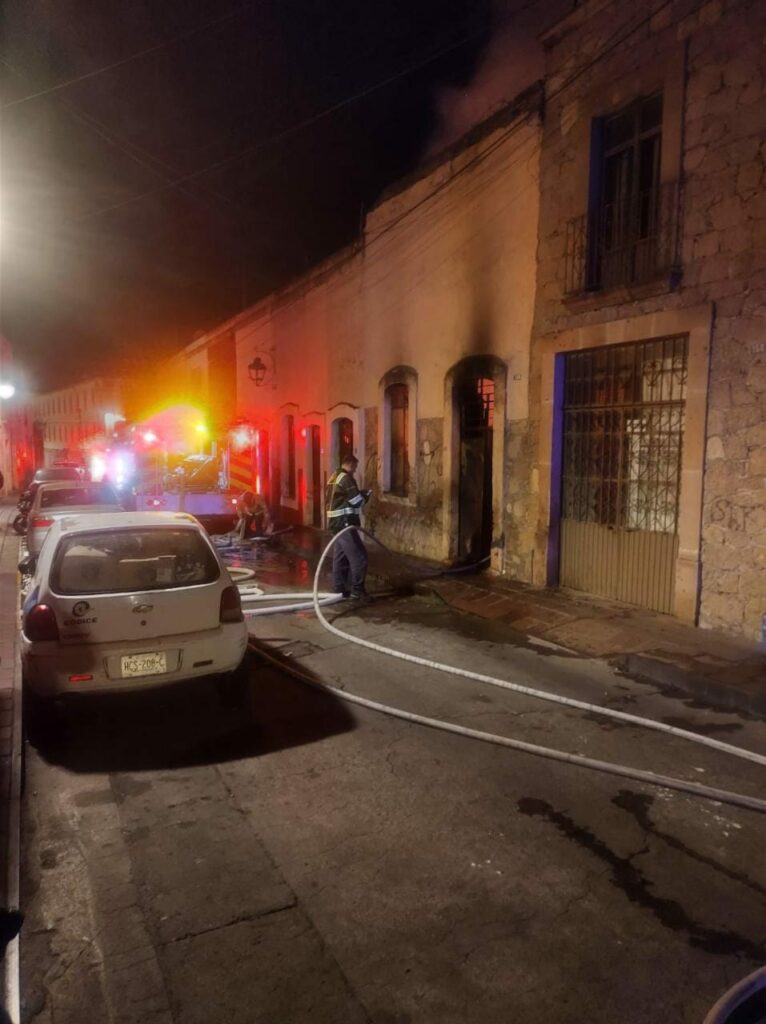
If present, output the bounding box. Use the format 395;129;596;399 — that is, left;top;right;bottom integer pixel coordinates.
24;604;60;642
220;586;243;623
31;517;54;528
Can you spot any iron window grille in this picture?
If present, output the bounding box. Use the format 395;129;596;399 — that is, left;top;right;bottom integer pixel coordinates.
459;377;495;436
561;336;688;534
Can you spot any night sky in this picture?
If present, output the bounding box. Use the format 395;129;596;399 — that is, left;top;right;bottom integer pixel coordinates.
1;0;563;392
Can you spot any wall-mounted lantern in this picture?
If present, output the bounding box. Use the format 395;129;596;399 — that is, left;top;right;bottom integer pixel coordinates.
248;356;267;386
247;349;275;388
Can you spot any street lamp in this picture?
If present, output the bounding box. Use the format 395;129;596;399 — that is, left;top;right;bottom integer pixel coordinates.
0;383;15;400
247;356;267;386
247;349;275;387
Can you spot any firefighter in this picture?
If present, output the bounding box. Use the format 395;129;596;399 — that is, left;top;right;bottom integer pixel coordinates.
325;454;371;599
235;489;272;542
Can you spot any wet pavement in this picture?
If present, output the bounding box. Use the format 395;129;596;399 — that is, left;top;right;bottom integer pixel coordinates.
267;527;766;717
18;535;766;1023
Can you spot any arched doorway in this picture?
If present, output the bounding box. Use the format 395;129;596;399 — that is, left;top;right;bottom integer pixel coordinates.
456;373;495;561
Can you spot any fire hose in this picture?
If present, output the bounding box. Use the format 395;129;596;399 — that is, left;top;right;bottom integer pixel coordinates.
229;527;766;815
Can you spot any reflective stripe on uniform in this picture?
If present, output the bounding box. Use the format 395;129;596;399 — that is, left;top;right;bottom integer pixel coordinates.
327;506;357;518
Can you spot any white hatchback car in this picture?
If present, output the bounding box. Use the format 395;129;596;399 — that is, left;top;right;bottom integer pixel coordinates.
26;480;123;557
21;512;248;701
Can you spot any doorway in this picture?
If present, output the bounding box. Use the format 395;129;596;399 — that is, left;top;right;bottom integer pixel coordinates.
306;426;322;527
255;429;270;501
457;374;494;561
558;336;687;613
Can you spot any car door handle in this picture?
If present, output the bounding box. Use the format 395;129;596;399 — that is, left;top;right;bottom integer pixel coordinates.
133;604;154;613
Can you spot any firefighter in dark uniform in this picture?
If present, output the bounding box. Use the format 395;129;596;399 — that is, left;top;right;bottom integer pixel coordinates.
325;455;371;599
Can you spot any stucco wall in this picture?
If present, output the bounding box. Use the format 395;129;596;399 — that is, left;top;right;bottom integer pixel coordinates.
530;0;766;639
232;107;542;562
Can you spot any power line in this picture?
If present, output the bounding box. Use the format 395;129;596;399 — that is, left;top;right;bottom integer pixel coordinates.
0;57;253;232
0;1;257;111
71;0;548;221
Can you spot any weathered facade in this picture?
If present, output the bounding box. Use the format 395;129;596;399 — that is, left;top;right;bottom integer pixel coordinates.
22;377;131;477
528;0;766;639
164;0;765;641
188;88;543;569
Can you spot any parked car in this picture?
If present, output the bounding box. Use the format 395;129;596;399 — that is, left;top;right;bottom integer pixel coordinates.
21;512;248;705
32;465;83;485
26;481;123;558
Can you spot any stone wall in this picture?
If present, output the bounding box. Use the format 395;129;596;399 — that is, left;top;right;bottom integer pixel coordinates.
530;0;766;639
367;413;448;561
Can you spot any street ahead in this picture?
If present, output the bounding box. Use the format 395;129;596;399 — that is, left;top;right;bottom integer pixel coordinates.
20;575;766;1024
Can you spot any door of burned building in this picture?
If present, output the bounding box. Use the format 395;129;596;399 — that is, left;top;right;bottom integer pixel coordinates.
457;374;494;561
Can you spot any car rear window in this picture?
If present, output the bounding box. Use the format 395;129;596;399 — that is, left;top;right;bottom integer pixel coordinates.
51;528;220;595
34;467;81;482
40;485;119;509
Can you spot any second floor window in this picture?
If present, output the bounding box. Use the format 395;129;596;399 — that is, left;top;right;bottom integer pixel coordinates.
597;93;663;290
566;92;677;295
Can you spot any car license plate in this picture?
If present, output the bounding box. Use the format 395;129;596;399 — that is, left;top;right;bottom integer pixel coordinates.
121;652;167;678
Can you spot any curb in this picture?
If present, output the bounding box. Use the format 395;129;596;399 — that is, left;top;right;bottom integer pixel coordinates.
617;653;766;720
416;582;766;721
2;570;22;1024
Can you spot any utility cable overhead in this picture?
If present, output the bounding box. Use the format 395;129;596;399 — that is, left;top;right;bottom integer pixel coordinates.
0;1;258;111
0;58;251;227
71;0;549;221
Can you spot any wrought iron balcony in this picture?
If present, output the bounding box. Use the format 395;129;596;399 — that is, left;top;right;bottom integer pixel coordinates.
564;181;680;297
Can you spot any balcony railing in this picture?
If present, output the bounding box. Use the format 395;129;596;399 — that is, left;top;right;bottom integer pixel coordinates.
564;181;680;297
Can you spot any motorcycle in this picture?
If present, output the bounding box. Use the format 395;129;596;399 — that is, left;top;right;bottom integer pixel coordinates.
12;492;31;536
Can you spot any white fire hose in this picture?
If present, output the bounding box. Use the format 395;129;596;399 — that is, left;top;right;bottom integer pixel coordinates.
235;527;766;815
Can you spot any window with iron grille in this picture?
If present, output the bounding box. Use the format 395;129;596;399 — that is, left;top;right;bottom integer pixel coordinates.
459;377;495;436
565;93;679;295
386;383;409;496
562;336;687;533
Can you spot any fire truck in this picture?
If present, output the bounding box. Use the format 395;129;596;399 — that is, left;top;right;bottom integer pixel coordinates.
86;414;269;534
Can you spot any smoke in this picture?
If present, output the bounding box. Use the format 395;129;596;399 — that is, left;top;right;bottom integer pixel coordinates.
427;0;571;154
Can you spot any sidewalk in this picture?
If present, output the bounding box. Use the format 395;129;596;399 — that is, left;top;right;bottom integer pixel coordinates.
281;527;766;718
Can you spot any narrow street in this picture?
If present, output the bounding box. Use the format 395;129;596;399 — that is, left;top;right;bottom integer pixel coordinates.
19;549;766;1023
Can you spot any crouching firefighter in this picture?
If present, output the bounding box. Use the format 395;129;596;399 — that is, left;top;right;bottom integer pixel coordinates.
325;454;372;599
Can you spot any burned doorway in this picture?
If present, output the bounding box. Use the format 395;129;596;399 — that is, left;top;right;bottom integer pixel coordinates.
456;373;495;561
